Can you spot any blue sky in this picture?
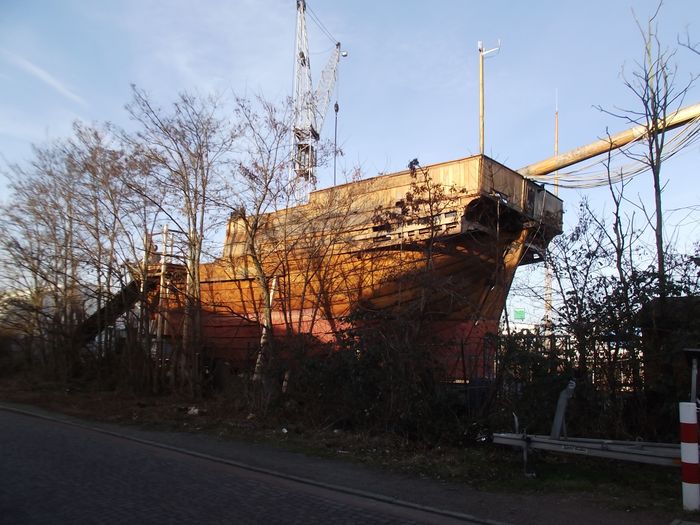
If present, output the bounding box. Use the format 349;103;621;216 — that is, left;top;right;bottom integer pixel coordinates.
1;1;698;227
1;0;698;322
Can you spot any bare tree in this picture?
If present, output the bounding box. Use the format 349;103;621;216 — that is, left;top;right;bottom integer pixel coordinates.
124;87;237;394
63;122;163;390
374;159;466;272
223;97;295;401
600;3;698;298
0;142;85;379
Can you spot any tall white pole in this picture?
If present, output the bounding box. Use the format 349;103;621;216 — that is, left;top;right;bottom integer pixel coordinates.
479;42;484;155
478;40;500;156
544;93;558;330
554;90;559;196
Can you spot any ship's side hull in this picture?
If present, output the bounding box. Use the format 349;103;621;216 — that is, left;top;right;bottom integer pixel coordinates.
155;155;562;380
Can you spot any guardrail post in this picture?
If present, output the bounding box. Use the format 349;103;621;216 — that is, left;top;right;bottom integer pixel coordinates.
550;379;575;439
679;402;700;510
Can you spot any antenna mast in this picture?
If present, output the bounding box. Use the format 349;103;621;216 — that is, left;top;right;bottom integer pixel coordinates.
478;40;500;155
544;92;559;330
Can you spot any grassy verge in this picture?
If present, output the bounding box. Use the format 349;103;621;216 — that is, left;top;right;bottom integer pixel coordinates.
0;374;687;516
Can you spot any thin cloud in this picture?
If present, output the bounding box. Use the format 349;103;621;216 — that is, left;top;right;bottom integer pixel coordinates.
107;0;290;97
1;49;87;107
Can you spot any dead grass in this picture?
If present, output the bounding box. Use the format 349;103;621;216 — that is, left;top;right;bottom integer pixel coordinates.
0;374;687;516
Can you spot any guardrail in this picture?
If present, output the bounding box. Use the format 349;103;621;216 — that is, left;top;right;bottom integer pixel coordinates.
492;432;680;467
496;371;700;507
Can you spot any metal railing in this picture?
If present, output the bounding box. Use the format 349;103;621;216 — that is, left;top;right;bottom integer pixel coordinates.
492;432;680;467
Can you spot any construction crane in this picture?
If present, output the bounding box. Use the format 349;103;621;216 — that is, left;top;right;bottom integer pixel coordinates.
293;0;346;187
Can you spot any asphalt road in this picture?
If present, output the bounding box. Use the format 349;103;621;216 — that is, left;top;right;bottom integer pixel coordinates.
0;408;483;525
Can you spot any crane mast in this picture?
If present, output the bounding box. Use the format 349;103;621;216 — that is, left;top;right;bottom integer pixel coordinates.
292;0;344;188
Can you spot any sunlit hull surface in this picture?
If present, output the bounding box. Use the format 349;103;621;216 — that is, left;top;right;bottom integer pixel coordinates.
158;155;562;380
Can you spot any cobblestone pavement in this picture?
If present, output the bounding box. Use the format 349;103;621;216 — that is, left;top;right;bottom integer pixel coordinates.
0;403;685;525
0;408;484;525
